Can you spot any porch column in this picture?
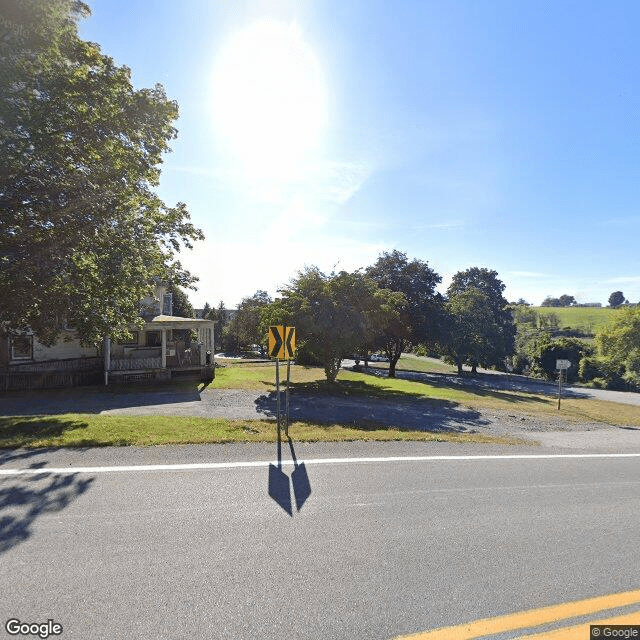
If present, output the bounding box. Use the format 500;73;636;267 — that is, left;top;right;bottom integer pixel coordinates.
161;329;167;368
199;328;205;365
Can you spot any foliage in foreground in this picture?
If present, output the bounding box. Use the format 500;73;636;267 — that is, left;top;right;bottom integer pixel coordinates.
0;0;202;346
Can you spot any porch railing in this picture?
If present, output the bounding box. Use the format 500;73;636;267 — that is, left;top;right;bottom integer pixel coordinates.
110;357;162;371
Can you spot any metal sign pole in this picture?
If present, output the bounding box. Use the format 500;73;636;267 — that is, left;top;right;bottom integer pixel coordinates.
276;357;281;434
285;357;291;437
557;368;562;410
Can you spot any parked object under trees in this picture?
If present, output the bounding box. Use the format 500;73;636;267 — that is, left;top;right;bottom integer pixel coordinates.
0;0;203;348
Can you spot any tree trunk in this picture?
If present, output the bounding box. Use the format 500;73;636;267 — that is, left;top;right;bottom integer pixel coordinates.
325;358;341;383
457;359;463;376
471;362;478;375
387;340;403;379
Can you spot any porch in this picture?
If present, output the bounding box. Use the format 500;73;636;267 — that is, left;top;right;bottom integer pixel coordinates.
104;315;215;384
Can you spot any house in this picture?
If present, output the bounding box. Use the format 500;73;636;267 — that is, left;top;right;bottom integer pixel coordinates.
0;284;215;390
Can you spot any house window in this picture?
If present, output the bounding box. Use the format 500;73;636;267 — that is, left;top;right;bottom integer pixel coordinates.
10;335;33;360
146;331;162;347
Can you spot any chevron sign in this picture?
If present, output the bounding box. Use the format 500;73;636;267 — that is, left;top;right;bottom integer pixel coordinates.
268;325;296;360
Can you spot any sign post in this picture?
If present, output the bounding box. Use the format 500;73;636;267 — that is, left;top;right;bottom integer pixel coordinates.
268;325;296;435
556;359;571;410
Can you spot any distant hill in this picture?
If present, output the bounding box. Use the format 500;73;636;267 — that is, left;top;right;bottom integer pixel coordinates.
532;306;620;335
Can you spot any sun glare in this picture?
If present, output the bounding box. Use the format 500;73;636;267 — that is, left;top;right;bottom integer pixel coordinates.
212;20;328;180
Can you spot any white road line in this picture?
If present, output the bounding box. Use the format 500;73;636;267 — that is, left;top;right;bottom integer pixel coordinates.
0;452;640;475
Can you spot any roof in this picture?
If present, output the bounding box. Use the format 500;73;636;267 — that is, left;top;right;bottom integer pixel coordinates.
144;315;216;329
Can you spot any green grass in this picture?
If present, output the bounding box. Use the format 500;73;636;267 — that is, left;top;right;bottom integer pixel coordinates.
0;414;528;448
533;306;620;333
366;354;457;374
211;363;640;427
3;361;638;449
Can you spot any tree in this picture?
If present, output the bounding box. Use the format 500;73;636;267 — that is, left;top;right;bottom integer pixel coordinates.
215;301;229;351
444;268;515;374
262;268;402;382
226;290;272;353
166;283;194;318
527;335;593;382
541;297;562;307
596;306;640;388
445;288;497;375
558;294;576;307
365;250;443;378
608;291;626;308
0;0;203;347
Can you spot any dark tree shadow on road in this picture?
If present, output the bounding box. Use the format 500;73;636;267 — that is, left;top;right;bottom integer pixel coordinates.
0;465;94;554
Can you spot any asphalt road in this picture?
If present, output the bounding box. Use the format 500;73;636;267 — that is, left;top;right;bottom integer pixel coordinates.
1;441;639;640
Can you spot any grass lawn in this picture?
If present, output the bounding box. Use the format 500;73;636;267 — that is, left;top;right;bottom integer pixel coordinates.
213;362;640;427
0;414;527;449
366;354;457;374
2;362;638;449
533;306;620;333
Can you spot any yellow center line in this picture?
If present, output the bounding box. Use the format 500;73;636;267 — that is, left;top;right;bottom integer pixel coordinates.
514;610;640;639
395;589;640;639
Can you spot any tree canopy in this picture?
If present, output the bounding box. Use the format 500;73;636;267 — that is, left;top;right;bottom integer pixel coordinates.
262;268;403;382
541;295;576;307
226;290;272;353
0;0;203;346
596;306;640;387
608;291;626;308
365;250;443;377
444;268;515;373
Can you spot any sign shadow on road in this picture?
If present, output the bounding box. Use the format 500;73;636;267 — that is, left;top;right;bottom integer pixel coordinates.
268;430;311;516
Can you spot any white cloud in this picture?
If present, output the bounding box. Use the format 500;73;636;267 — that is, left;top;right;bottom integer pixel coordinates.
605;275;640;284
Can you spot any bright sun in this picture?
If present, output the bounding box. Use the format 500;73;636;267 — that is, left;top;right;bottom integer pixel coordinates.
212;20;327;180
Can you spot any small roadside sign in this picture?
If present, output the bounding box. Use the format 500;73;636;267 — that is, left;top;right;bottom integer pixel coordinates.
268;325;296;360
268;326;297;438
556;359;571;370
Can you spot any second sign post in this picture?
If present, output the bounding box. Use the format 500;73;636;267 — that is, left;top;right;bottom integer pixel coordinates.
268;325;296;436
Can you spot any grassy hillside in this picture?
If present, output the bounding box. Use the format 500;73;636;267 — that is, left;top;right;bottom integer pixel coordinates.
532;306;619;334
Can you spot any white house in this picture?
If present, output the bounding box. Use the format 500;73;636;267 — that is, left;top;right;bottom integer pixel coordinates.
1;284;215;389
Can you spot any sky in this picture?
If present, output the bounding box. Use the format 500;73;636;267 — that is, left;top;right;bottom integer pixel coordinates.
79;0;640;308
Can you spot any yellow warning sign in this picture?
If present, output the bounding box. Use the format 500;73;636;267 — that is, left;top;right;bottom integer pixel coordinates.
268;325;296;360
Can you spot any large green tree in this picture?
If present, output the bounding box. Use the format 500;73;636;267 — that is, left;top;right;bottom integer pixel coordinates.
262;268;403;382
445;268;515;374
608;291;626;308
365;250;443;378
226;290;272;353
0;0;203;347
595;306;640;388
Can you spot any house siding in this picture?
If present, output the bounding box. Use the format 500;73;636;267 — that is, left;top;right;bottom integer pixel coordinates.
29;333;99;363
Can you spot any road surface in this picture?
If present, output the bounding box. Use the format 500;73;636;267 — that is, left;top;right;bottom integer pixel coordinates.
1;441;639;639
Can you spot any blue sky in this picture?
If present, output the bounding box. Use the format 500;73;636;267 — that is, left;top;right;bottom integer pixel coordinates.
80;1;640;308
